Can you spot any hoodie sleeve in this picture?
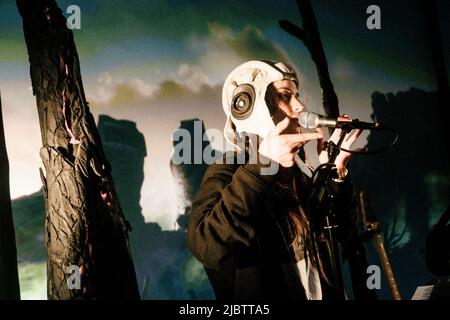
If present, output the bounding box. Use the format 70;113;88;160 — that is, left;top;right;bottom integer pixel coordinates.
187;157;277;270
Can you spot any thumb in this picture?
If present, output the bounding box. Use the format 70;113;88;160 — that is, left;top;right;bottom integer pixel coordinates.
272;117;291;136
316;128;325;155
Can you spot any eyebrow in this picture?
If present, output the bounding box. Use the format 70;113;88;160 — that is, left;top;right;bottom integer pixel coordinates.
275;87;296;93
275;85;294;91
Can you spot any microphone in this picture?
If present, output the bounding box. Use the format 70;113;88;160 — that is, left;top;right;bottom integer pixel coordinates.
298;112;389;131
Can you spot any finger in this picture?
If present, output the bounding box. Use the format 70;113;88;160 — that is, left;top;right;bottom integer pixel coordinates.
280;154;296;167
329;127;342;142
281;160;295;168
316;127;324;154
345;128;362;144
283;132;323;145
315;127;325;140
315;127;325;135
337;116;352;122
272;117;291;136
291;143;303;154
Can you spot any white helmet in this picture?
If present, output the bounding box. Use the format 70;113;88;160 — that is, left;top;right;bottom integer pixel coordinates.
222;60;298;151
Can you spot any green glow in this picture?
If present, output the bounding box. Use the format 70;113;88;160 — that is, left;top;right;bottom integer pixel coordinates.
424;172;450;228
182;255;209;286
18;262;47;300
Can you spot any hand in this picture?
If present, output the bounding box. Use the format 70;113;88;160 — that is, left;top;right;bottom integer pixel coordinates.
259;117;323;168
318;116;362;178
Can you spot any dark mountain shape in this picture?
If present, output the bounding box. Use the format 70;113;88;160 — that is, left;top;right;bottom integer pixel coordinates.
98;115;214;299
350;87;450;299
97;115;147;240
12;190;46;264
170;119;222;231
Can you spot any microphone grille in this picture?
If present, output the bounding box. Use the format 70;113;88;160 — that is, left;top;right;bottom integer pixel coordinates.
298;112;319;129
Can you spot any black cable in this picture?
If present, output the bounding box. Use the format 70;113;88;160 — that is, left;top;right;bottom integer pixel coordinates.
338;127;398;155
311;163;335;182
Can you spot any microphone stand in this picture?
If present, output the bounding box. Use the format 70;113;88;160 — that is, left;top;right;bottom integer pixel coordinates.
310;124;351;300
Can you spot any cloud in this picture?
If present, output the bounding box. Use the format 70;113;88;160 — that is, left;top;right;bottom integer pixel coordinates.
208;24;290;63
89;63;221;109
187;24;294;86
176;64;210;92
97;72;112;84
152;80;193;101
79;0;297;40
1;0;300;61
108;82;146;106
130;78;155;97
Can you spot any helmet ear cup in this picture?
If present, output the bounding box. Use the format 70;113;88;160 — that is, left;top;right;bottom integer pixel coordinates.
231;84;256;120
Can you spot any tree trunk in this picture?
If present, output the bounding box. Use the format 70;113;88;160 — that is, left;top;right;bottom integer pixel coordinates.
0;92;21;300
17;0;139;300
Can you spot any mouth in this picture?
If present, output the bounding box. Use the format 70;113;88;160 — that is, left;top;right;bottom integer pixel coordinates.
282;117;301;134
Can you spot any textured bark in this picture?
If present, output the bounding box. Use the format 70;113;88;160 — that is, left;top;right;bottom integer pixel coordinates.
0;93;21;300
17;0;139;299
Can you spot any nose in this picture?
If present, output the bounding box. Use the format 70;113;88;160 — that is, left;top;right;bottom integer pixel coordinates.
290;95;304;117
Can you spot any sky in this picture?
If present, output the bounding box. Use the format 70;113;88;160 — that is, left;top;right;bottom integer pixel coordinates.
0;0;448;229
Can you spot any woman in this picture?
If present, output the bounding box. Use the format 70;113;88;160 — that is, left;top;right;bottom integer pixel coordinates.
187;60;361;300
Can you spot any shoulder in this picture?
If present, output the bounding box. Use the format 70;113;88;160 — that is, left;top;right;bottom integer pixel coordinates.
203;151;245;179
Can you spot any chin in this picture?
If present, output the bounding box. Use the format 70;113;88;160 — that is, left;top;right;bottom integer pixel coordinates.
289;124;301;134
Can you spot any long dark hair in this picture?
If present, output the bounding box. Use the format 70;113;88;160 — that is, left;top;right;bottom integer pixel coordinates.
272;167;331;285
265;83;331;284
